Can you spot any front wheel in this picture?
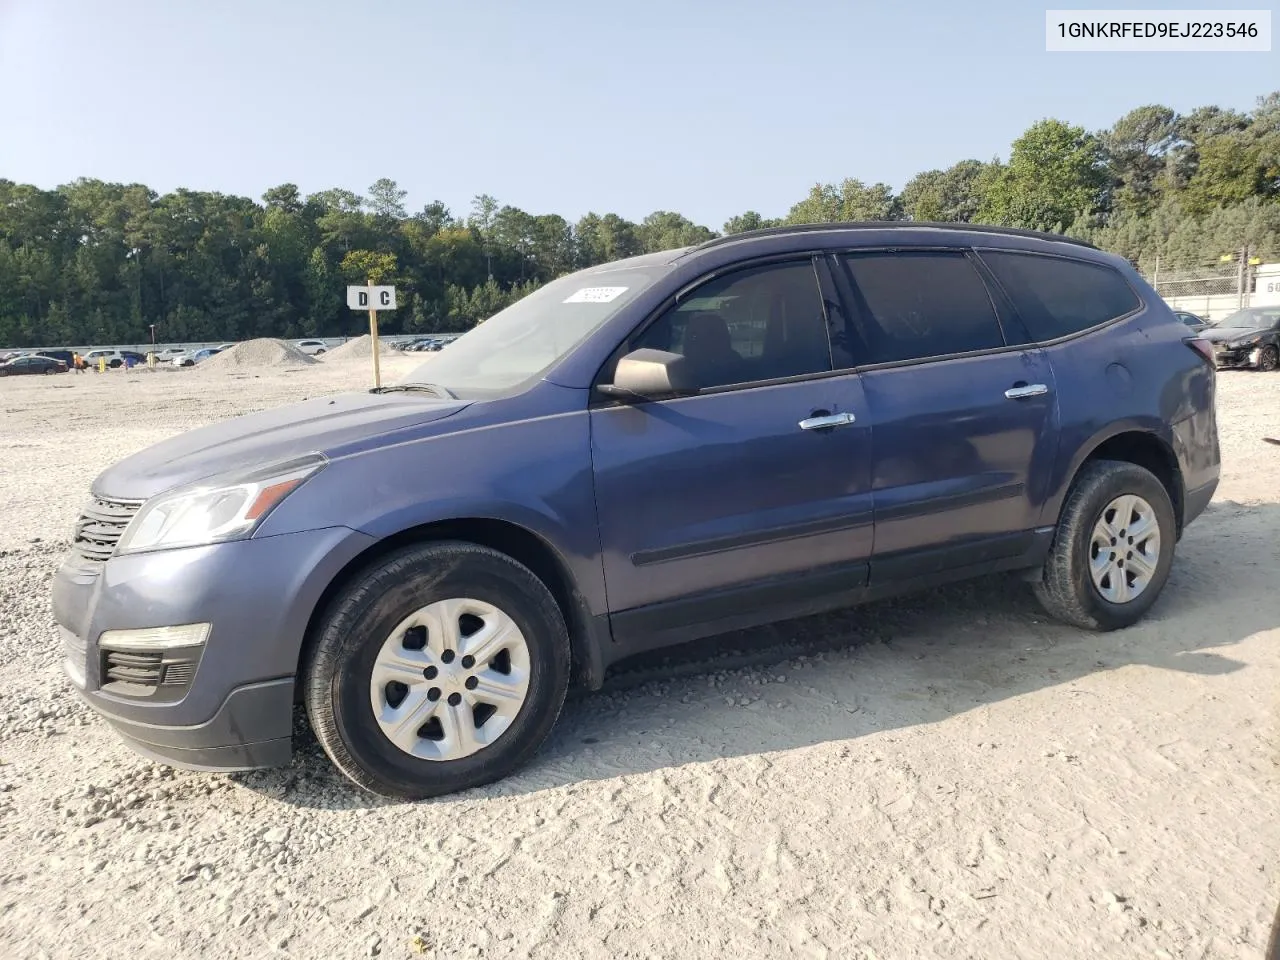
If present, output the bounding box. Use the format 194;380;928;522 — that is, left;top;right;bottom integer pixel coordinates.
303;541;571;800
1259;346;1278;372
1032;460;1176;631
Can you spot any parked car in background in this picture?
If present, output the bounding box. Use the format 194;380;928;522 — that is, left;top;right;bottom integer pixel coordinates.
175;347;223;367
52;222;1219;800
83;349;147;369
0;354;67;376
37;349;76;367
83;349;123;368
395;338;432;352
295;339;329;355
1172;310;1208;332
1199;305;1280;371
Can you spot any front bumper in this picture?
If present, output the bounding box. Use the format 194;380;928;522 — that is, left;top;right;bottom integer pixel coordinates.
52;525;376;771
1213;345;1262;369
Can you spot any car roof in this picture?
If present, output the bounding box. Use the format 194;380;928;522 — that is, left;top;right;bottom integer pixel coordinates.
709;220;1092;252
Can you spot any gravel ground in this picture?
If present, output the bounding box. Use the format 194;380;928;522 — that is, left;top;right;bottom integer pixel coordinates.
0;361;1277;960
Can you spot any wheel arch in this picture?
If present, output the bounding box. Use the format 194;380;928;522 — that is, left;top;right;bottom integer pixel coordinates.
1053;426;1185;536
296;517;607;701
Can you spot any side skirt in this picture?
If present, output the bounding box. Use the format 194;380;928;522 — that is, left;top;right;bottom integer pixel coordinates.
595;528;1055;677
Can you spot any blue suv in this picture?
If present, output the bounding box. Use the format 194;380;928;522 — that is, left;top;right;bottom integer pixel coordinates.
52;223;1220;799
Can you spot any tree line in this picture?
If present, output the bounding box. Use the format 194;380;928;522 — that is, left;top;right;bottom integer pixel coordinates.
1;92;1277;348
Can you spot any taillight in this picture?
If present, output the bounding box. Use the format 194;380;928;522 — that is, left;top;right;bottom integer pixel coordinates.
1184;337;1214;364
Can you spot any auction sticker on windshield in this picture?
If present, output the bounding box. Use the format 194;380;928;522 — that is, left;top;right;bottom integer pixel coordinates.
564;286;628;303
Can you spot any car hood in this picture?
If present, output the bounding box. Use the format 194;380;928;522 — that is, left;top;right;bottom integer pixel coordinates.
94;391;471;499
1200;325;1270;343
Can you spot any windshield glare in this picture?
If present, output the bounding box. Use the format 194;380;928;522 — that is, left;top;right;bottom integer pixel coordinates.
1214;307;1279;328
400;268;658;395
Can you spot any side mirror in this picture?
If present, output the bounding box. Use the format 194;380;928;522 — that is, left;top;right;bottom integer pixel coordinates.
600;348;698;400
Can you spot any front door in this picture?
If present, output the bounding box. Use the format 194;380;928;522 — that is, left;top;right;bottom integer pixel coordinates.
589;258;874;645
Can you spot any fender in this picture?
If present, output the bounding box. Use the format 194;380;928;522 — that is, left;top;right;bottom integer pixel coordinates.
1039;416;1181;528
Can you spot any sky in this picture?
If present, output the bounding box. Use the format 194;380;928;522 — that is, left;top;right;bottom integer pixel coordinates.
1;0;1277;229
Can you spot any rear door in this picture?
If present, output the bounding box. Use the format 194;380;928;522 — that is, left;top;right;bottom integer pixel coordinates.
589;256;874;639
830;249;1059;581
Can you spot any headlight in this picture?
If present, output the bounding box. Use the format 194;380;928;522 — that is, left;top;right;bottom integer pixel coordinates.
1231;336;1261;348
116;454;325;555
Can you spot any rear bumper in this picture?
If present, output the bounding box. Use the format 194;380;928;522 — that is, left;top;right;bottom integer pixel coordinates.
1182;478;1217;530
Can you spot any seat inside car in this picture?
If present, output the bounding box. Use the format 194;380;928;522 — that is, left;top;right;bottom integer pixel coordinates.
682;311;743;386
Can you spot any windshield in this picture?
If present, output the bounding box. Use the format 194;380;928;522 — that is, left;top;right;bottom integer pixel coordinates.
1213;307;1280;329
401;267;660;395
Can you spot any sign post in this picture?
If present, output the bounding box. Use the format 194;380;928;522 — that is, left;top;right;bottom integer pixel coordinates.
346;283;397;388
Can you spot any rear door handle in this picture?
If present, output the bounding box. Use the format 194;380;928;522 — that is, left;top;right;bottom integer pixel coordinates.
1005;383;1049;399
799;412;857;431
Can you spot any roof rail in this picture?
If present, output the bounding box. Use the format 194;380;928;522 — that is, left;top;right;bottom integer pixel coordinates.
690;220;1098;253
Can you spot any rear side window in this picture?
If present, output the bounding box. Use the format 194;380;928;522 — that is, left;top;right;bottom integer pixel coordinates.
840;252;1005;364
979;251;1141;342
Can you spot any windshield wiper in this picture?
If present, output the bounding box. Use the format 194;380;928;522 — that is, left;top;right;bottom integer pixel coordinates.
370;383;456;399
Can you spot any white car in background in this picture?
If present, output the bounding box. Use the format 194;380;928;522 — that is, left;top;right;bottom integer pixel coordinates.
295;339;329;356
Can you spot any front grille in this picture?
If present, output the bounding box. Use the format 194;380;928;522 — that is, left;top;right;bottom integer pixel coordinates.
104;650;165;685
102;650;199;691
71;496;143;564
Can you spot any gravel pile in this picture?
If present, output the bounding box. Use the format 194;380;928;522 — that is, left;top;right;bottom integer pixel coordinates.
197;338;317;372
321;334;394;361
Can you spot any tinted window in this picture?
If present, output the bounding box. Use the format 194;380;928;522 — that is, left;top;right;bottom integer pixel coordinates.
841;252;1004;364
633;260;831;389
980;251;1140;342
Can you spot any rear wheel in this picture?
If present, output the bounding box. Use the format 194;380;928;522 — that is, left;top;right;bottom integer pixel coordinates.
1033;460;1176;630
304;541;571;800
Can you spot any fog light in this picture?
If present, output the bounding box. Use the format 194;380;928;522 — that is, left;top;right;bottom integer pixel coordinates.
98;623;211;651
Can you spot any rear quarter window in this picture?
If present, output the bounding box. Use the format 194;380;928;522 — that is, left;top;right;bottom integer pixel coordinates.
978;251;1141;342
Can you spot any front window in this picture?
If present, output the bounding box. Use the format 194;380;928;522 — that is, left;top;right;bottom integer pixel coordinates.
1213;307;1280;329
401;267;661;395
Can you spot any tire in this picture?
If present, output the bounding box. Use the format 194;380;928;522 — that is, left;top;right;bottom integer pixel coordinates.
1032;459;1176;631
315;348;325;355
304;541;571;800
1259;346;1279;372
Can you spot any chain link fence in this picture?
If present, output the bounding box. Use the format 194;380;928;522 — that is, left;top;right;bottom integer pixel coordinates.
1133;252;1259;321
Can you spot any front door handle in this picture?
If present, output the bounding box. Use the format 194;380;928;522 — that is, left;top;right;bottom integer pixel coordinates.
1005;383;1049;400
799;412;857;431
